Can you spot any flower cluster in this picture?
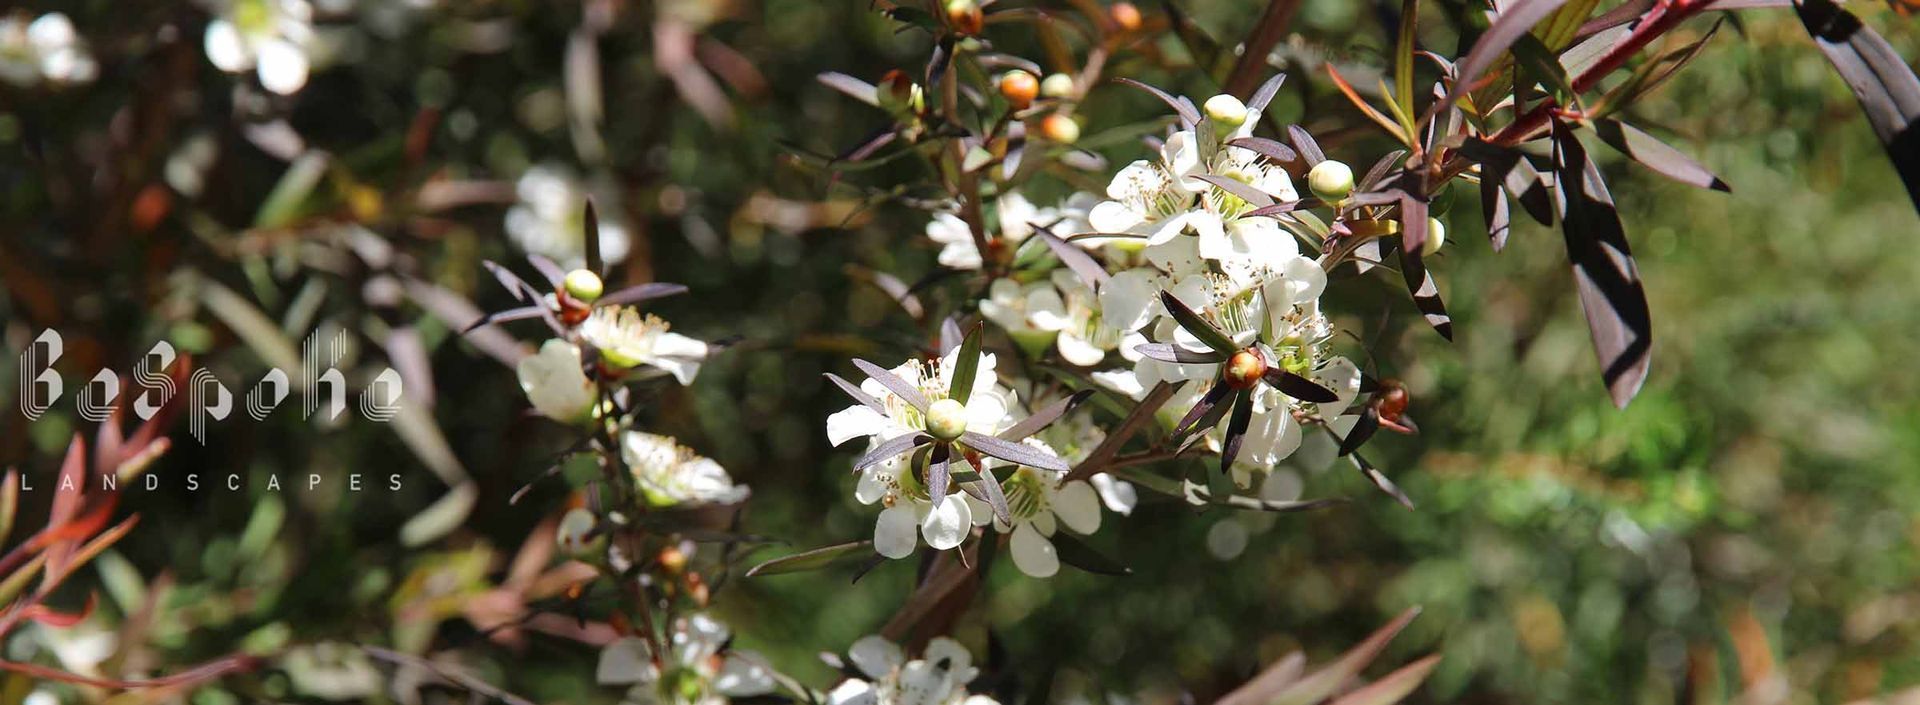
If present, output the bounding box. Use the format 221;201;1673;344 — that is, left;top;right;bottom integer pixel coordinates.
201;0;316;95
827;635;1000;705
0;12;97;87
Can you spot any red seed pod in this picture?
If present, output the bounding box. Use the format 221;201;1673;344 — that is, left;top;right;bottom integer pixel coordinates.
1109;2;1143;32
1225;349;1267;389
999;70;1039;110
946;0;984;35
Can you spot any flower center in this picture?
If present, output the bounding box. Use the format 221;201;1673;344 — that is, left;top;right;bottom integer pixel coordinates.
1002;468;1051;520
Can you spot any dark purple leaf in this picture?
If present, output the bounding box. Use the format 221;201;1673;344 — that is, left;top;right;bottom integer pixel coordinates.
461;305;547;334
1553;121;1652;408
1035;225;1111;289
1338;406;1380;457
968;458;1012;525
852;359;930;412
1114;78;1202;127
1226;137;1297;163
1350;452;1416;509
939;317;963;356
1795;0;1920;213
1174;382;1235;438
1159;291;1238;355
1219;388;1255;477
1594;119;1730;192
1360;151;1409;192
837;127;900;164
1481;170;1512;251
854;432;933;472
927;444;952;507
1246;72;1289;115
1398;196;1454;341
1287;125;1326;165
582;199;603;275
482;260;538;302
817;71;878;105
1438;0;1575;119
597;282;690;307
526;254;565;287
1192;174;1277;208
997;390;1094;441
960;431;1069;472
825;372;888;415
1264;369;1339;403
1135;343;1230;364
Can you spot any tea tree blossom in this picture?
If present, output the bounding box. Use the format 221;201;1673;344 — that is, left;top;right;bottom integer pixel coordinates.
598;614;776;705
579;305;708;385
923;192;1095;271
0;13;97;87
826;635;1000;705
201;0;316;95
517;339;596;422
622;431;749;507
506;165;632;268
963;438;1104;578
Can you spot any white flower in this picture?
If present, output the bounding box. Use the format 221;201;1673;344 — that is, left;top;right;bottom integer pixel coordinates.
622;431;749;507
578;305;708;385
828;635;1000;705
961;439;1103;578
202;0;315;95
825;347;1017;559
0;13;97;87
978;278;1065;355
517;339;596;422
505;165;632;268
924;193;1095;271
1032;404;1138;517
1043;270;1124;366
598;614;777;705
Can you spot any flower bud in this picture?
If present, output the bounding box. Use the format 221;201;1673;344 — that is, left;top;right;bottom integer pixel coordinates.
1307;159;1354;201
926;398;969;442
946;0;984;35
1040;73;1075;99
877;70;923;117
1203;94;1247;128
1420;217;1446;257
1109;2;1143;32
1224;349;1267;389
563;269;604;303
555;507;603;558
1040;114;1080;144
999;70;1038;110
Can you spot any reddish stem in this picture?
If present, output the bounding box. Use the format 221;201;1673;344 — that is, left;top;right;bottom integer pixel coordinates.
1488;0;1710;146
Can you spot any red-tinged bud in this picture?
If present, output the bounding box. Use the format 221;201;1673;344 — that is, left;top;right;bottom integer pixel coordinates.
1110;2;1143;32
999;70;1038;110
946;0;984;35
1225;349;1267;389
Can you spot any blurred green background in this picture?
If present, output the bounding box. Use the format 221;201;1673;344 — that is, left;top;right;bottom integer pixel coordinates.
1;0;1918;703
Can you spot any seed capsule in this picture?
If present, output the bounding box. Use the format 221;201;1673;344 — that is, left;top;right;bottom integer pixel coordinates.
1040;73;1075;99
1109;2;1143;31
1420;217;1446;257
1224;349;1267;389
563;269;604;303
1307;159;1354;201
999;70;1038;109
1203;94;1248;128
946;0;984;35
927;398;969;442
1040;114;1081;143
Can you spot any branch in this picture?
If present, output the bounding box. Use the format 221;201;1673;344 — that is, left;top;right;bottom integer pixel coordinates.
1222;0;1305;97
1065;381;1182;483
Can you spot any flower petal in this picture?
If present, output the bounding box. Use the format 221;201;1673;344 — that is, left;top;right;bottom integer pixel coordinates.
920;494;973;550
1009;522;1060;578
255;39;309;95
1090;474;1138;515
827;405;890;446
716;651;777;696
848;635;904;680
595;638;657;685
1051;480;1102;534
874;505;920;559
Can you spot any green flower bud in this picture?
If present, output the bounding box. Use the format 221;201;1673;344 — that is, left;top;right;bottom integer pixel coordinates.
1307;160;1354;201
563;269;604;303
1040;73;1075;99
1421;217;1446;257
926;398;968;442
1203;94;1248;128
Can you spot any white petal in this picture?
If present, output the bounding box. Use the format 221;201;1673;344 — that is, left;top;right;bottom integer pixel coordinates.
827;680;880;705
1191;211;1231;260
1103;161;1156;200
897;660;956;705
854;466;892;505
922;637;974;680
255;39;309;95
848;635;904;680
1316;356;1364;414
1056;331;1106;367
716;652;777;696
203;20;253;72
1051;481;1102;534
1087;200;1143;234
920;495;972;550
827;405;890;446
875;505;920;559
1090;369;1144;400
1090;474;1138;515
596;638;657;685
1099;268;1160;331
937;240;983;270
1024;288;1069;331
964;390;1010;435
1143;211;1190;246
1009;522;1060;578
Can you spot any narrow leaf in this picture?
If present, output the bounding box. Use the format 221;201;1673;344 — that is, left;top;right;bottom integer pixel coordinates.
1266;607;1424;705
1049;531;1131;576
1159;291;1239;355
1035;225;1111;289
746;541;877;577
927;444;952;508
1265;369;1340;403
1338;407;1381;457
1227;137;1298;163
1438;0;1575;119
853;359;930;412
949;324;983;406
597;282;691;306
1135;343;1230;364
960;432;1069;472
854;432;933;472
1795;0;1920;212
825;372;888;415
582;199;603;274
997;390;1094;441
1553;122;1652;408
1219;389;1255;477
1288;125;1326;165
1114;78;1201;126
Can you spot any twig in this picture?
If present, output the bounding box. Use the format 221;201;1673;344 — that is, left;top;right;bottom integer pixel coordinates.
1064;381;1182;483
363;647;540;705
1222;0;1306;98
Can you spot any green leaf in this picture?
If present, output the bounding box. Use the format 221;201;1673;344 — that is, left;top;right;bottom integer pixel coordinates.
1050;531;1131;576
949;323;983;406
745;540;877;577
1394;0;1419;122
